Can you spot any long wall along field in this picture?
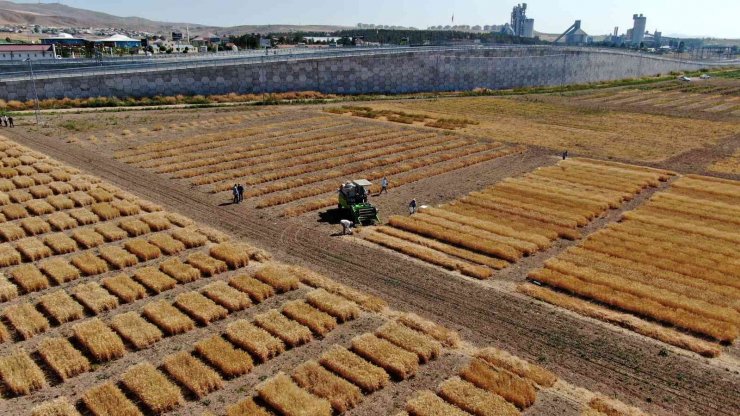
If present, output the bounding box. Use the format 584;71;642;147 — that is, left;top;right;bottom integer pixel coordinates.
0;138;652;415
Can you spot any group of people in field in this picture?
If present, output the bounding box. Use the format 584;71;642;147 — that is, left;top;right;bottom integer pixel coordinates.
231;184;245;204
378;176;417;214
0;115;14;128
230;149;572;237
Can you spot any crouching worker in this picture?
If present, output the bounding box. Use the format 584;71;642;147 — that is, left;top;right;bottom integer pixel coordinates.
340;219;353;235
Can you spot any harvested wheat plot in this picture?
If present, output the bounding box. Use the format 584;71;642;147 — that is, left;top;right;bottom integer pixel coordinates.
709;148;740;175
523;174;740;355
121;362;184;413
256;372;333;416
365;158;673;278
143;300;195;335
110;311;163;349
195;335;253;377
37;337;91;380
0;348;46;395
73;318;126;362
163;352;224;398
82;383;143;416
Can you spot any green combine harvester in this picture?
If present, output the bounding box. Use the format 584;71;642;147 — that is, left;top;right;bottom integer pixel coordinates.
338;179;379;225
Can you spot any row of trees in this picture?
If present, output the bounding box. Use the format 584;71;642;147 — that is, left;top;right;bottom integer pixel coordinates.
278;29;540;46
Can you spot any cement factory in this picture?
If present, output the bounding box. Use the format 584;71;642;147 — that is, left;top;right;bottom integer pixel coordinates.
497;4;672;50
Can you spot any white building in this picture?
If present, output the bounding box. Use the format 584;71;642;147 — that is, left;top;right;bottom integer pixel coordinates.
0;44;57;61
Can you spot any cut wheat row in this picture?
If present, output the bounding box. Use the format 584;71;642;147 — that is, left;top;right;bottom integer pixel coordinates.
0;261;304;396
117;115;342;163
113;110;284;158
123;118;343;169
235;135;465;194
182;127;395;182
18;268;384;411
0;241;260;343
282;146;523;216
212;133;444;192
363;158;670;277
198;130;438;187
140;118;351;169
525;175;739;346
257;142;503;207
159;123;383;176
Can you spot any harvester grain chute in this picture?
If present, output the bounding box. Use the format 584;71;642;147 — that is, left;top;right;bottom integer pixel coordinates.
338;179;379;225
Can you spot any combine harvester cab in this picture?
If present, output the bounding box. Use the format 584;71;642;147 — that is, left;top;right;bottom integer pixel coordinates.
338;179;379;225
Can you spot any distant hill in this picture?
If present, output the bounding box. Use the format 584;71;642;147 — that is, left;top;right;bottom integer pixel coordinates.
0;1;348;35
0;0;194;31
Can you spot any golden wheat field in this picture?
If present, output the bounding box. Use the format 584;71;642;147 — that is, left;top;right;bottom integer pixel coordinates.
2;75;739;416
362;158;674;279
111;110;522;216
570;81;740;115
520;174;740;356
0;137;649;415
354;95;739;162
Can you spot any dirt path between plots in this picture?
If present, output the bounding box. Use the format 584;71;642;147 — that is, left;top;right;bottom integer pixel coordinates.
660;134;740;179
6;131;740;416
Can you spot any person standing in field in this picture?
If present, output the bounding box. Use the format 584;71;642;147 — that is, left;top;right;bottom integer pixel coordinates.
237;184;245;202
8;117;13;128
232;184;239;204
408;199;417;215
340;219;353;235
380;176;389;194
562;150;568;160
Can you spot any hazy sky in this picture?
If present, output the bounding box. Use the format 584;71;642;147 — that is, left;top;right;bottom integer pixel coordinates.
17;1;740;38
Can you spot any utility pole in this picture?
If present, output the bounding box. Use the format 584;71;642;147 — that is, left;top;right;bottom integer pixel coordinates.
25;58;41;125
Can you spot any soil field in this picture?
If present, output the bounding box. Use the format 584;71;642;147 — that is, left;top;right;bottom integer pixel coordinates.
0;83;739;416
569;79;740;117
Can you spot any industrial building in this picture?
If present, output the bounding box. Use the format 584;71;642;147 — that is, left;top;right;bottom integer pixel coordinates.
631;14;647;45
554;20;589;45
511;4;535;38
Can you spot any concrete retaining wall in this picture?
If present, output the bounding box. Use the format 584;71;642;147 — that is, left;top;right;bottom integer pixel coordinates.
0;47;731;101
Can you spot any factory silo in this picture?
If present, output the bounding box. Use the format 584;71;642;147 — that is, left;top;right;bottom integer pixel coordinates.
632;14;647;45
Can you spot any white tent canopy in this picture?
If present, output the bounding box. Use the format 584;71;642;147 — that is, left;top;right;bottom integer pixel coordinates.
96;34;140;43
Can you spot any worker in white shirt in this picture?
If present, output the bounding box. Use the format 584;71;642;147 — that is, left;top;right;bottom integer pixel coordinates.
340;219;353;235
